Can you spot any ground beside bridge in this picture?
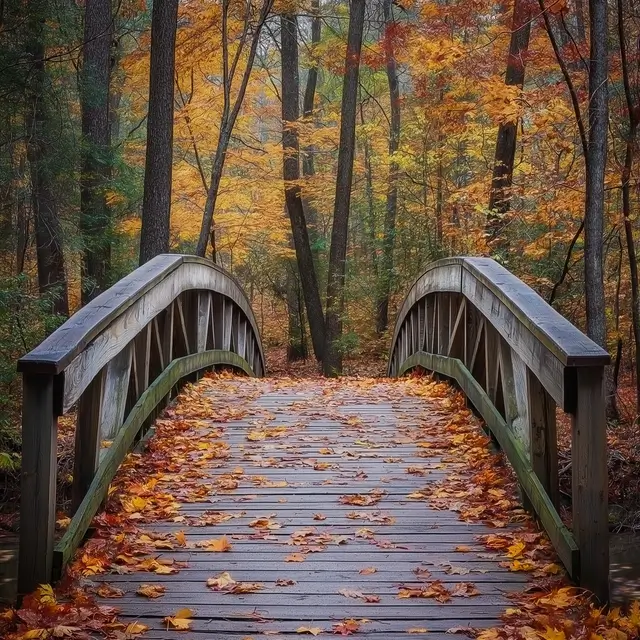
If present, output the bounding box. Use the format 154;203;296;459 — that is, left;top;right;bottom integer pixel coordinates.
3;373;640;640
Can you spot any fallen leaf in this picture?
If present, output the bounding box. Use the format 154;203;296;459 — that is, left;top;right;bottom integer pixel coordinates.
136;584;166;598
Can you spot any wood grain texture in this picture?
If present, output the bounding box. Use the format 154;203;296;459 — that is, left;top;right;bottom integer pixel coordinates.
397;351;579;579
18;254;265;375
83;378;533;636
53;350;256;577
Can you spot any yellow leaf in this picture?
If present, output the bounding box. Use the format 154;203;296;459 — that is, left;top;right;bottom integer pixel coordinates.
163;608;194;631
36;583;56;605
296;626;323;635
174;531;187;547
537;627;566;640
407;628;429;633
125;622;149;635
206;536;232;552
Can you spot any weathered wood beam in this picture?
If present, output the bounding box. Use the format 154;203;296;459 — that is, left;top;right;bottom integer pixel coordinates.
18;374;58;596
571;366;608;602
72;368;106;512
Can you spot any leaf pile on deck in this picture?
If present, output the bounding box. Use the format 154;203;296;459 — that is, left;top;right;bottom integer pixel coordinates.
2;372;640;639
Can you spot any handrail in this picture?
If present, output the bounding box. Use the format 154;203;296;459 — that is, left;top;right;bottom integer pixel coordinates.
388;257;609;603
17;254;265;596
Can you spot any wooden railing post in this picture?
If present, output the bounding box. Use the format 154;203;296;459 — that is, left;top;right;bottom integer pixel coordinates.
571;365;609;602
18;373;58;595
527;369;559;508
72;368;106;512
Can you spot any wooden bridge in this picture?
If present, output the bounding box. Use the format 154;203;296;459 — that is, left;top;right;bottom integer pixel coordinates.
14;254;610;636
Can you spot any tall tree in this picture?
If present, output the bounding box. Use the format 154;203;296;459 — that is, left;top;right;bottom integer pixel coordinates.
195;0;274;259
323;0;366;376
584;0;614;412
80;0;113;303
486;0;532;245
617;0;640;413
376;0;401;334
280;12;326;361
301;0;322;260
139;0;179;265
26;5;69;316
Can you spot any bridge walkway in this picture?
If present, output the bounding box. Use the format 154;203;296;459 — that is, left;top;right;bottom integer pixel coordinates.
86;375;533;639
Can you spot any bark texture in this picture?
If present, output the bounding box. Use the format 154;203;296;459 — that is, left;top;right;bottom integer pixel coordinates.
80;0;112;303
487;0;532;243
585;0;616;417
26;12;69;316
139;0;179;265
376;0;401;334
323;0;366;376
617;0;640;413
280;12;326;362
196;0;274;259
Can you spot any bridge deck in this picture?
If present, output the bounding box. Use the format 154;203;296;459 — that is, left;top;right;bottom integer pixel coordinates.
89;375;531;638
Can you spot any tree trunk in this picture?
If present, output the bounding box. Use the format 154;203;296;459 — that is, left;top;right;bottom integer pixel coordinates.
301;0;321;256
26;14;69;317
80;0;112;303
196;0;274;259
286;258;307;361
617;0;640;413
585;0;617;418
139;0;179;265
280;12;326;361
323;0;366;376
487;0;532;245
376;0;401;334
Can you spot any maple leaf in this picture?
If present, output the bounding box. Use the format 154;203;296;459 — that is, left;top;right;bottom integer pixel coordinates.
96;584;125;598
313;513;326;520
332;619;361;635
276;578;297;586
163;607;194;630
124;622;149;636
203;535;232;552
450;582;479;597
285;553;305;562
35;584;56;605
136;584;166;598
537;587;576;609
174;531;187;546
455;545;472;553
296;627;324;635
537;627;566;640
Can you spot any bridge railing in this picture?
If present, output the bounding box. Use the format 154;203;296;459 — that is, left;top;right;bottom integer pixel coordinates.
388;257;610;602
17;254;265;595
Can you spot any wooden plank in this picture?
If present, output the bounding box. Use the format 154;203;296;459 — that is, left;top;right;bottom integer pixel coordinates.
18;374;58;595
527;368;559;508
196;291;210;353
397;351;579;579
101;346;133;438
19;255;265;376
571;366;609;602
223;300;233;351
437;293;450;355
53;350;255;576
447;298;465;360
72;367;106;512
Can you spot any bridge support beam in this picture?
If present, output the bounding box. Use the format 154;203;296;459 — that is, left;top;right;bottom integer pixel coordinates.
18;373;57;596
572;367;609;603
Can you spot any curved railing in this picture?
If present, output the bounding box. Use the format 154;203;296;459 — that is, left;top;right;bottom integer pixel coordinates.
388;257;610;602
17;254;265;594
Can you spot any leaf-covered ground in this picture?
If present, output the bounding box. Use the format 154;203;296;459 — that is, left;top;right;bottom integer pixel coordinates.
1;372;639;639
